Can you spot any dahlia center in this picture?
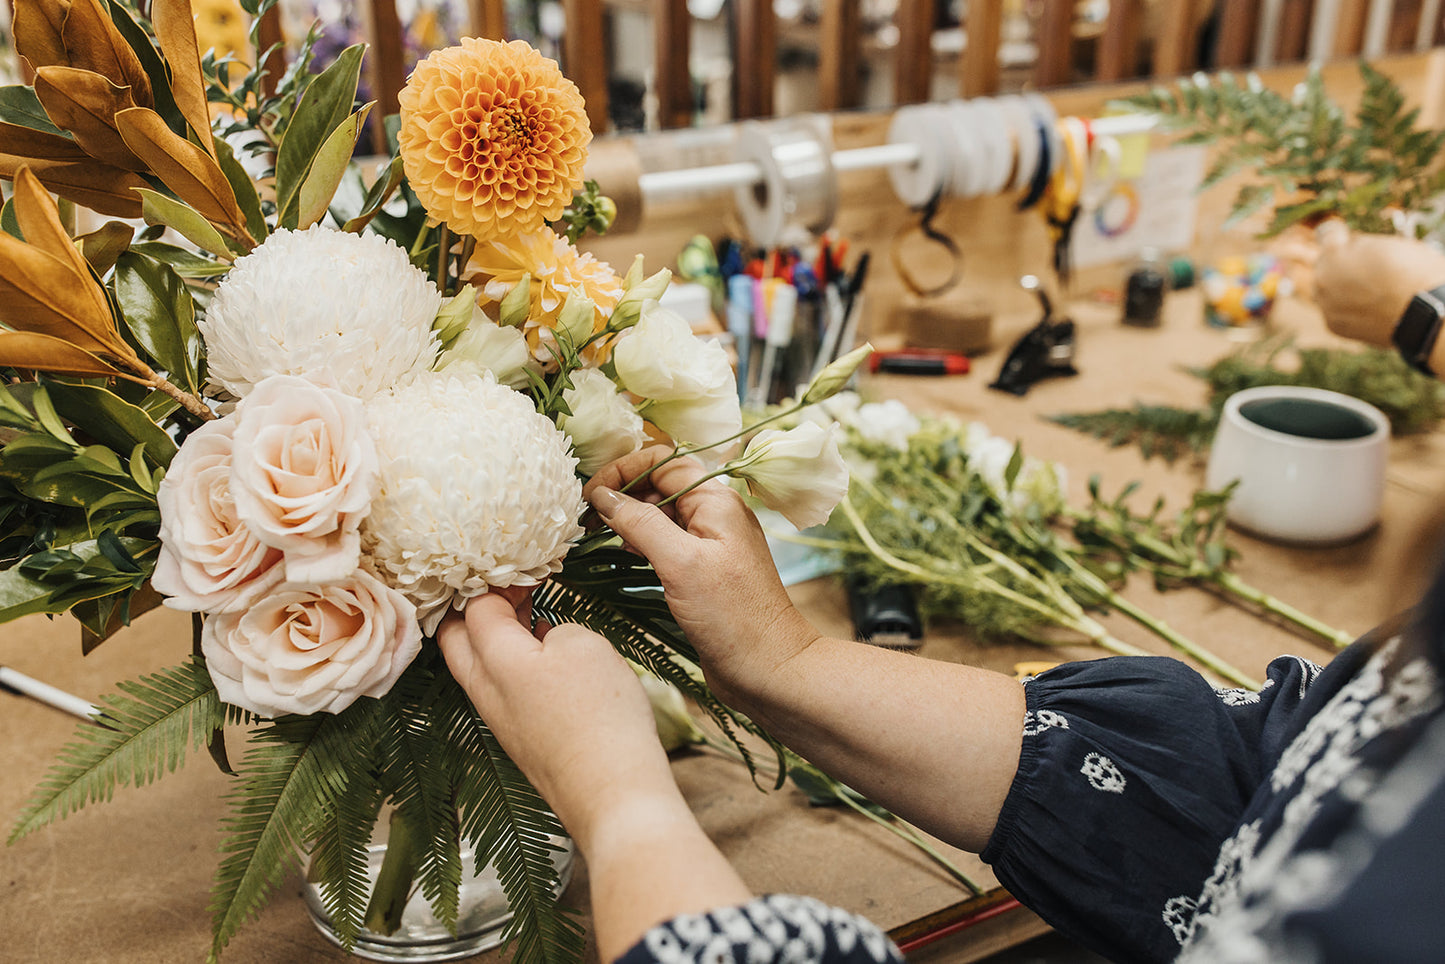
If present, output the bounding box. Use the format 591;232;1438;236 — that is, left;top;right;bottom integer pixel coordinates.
489;106;536;153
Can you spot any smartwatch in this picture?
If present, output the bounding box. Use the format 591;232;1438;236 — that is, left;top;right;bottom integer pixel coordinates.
1392;283;1445;375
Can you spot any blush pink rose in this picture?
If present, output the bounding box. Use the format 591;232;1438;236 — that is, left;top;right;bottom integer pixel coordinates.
152;417;284;613
230;374;379;585
201;569;423;717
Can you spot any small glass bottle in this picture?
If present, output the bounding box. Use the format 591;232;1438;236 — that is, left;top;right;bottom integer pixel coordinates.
1122;247;1168;328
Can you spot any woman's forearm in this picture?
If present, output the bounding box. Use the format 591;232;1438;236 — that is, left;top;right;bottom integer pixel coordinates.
718;635;1026;854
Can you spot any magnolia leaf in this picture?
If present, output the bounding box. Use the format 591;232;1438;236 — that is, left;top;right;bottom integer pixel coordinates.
77;580;164;653
34;66;146;171
274;44;365;228
0;120;91;162
1;198;20;240
0;85;66;137
212;135;267;246
10;0;68;71
150;0;216;156
136;188;235;262
58;0;154;105
0;127;147;219
129;240;230;278
112;251;203;396
0;558;68;622
297;103;372;230
0;331;122;378
10;165;94;280
42;379;177;470
76;220;135;275
101;0;186;134
115;107;242;229
341;154;404;233
0;233;122;354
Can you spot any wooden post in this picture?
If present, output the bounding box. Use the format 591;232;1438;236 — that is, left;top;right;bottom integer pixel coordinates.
654;0;692;128
1277;0;1313;62
1155;0;1200;77
1095;0;1141;82
1216;0;1260;68
468;0;507;39
1331;0;1371;56
732;0;775;119
961;0;1003;96
1034;0;1073;88
563;0;610;133
895;0;935;104
362;0;407;154
819;0;862;110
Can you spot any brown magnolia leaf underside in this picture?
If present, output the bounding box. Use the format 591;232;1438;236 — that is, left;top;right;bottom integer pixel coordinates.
55;0;153;107
151;0;215;157
115;106;241;229
0;330;125;377
34;65;146;171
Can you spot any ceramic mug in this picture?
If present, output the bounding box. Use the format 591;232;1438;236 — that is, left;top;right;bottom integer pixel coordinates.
1204;385;1390;545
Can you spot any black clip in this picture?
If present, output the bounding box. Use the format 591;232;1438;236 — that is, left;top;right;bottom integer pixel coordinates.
989;275;1078;396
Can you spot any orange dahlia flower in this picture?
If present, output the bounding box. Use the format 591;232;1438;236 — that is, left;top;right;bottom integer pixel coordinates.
463;226;624;367
398;38;592;241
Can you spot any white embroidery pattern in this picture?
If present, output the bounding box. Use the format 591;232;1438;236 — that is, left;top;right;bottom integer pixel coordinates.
1080;752;1126;793
1022;709;1070;736
1162;895;1199;945
641;895;898;964
1174;639;1442;963
1216;687;1262;706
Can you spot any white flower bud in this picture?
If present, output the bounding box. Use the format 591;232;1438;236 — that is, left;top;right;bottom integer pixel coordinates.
729;422;849;530
498;274;532;327
433;284;478;348
555;288;597;350
800;343;873;404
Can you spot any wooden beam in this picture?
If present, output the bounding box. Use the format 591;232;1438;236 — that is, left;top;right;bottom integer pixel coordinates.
894;0;935;104
1155;0;1200;77
1333;0;1372;56
1033;0;1073;88
819;0;863;110
961;0;1003;96
732;0;775;119
563;0;610;133
1095;0;1141;82
362;0;406;154
1277;0;1313;62
654;0;692;128
1215;0;1260;68
468;0;507;39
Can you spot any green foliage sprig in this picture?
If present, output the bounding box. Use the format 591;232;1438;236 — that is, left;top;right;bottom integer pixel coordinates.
1050;340;1445;463
1120;62;1445;236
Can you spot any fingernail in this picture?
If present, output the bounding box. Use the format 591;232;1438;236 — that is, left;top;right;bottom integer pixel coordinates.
589;485;623;518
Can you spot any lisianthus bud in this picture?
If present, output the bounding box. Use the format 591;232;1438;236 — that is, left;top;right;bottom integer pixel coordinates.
498;274;532;327
632;665;706;751
800;343;873;405
433;284;478;348
612;266;673;330
729;422;849;530
555;289;597;350
623;254;645;290
435;311;534;389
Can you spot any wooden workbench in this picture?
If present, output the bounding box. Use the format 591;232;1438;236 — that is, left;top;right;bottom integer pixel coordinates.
5;282;1445;963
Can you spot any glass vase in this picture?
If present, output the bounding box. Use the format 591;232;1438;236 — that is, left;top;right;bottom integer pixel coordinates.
303;815;575;962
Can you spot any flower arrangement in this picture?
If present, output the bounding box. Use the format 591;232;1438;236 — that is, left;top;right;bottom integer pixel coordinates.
0;4;862;961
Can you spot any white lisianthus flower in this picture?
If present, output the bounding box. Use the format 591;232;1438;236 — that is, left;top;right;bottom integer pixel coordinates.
230;375;379;585
854;400;921;450
730;422;849;530
613;303;741;446
363;371;586;633
201;568;422;718
558;369;647;476
435;309;535;389
152;416;284;613
200;226;443;399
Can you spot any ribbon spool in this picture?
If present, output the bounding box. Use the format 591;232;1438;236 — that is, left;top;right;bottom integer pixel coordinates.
886;104;952;207
732;119;838;247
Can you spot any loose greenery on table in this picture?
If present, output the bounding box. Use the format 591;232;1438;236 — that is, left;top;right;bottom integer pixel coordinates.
1049;340;1445;463
1118;62;1445;236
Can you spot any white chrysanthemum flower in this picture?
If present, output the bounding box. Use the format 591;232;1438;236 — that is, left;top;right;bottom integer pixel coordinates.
853;400;920;450
362;371;585;633
200;226;443;400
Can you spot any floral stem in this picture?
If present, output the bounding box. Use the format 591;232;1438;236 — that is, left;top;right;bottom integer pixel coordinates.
617;401;812;496
1214;571;1354;649
831;790;984;895
364;809;419;935
116;356;214;421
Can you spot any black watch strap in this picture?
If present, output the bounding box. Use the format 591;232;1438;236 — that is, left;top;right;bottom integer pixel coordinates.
1392;283;1445;375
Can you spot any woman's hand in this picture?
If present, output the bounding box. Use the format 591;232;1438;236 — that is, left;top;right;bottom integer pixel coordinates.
1314;220;1445;347
583;446;819;704
436;588;680;851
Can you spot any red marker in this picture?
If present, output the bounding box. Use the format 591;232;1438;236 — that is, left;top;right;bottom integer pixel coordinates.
869;351;971;375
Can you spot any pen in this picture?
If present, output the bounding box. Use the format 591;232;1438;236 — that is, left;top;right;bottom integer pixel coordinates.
0;665;101;722
726;273;754;399
749;280;797;409
869;351;971;375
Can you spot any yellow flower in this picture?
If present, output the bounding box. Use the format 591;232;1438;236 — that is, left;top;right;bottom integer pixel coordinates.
398;38;592;240
463;226;623;367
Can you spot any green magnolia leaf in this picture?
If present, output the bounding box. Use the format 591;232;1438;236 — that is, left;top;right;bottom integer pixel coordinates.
298;103;373;230
274;44;365;229
129;241;231;279
135;189;236;262
104;0;188;136
212;134;268;246
341;155;404;234
0;535;149;622
1;197;21;241
77;222;136;275
112;252;204;396
0;85;66;137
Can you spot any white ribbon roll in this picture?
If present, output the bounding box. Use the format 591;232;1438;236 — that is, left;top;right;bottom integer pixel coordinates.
732;118;838;246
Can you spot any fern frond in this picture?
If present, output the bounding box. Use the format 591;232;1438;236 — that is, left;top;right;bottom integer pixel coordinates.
208;699;383;961
306;758;384;951
1046;406;1216;463
437;681;585;964
376;651;464;931
10;657;221;841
